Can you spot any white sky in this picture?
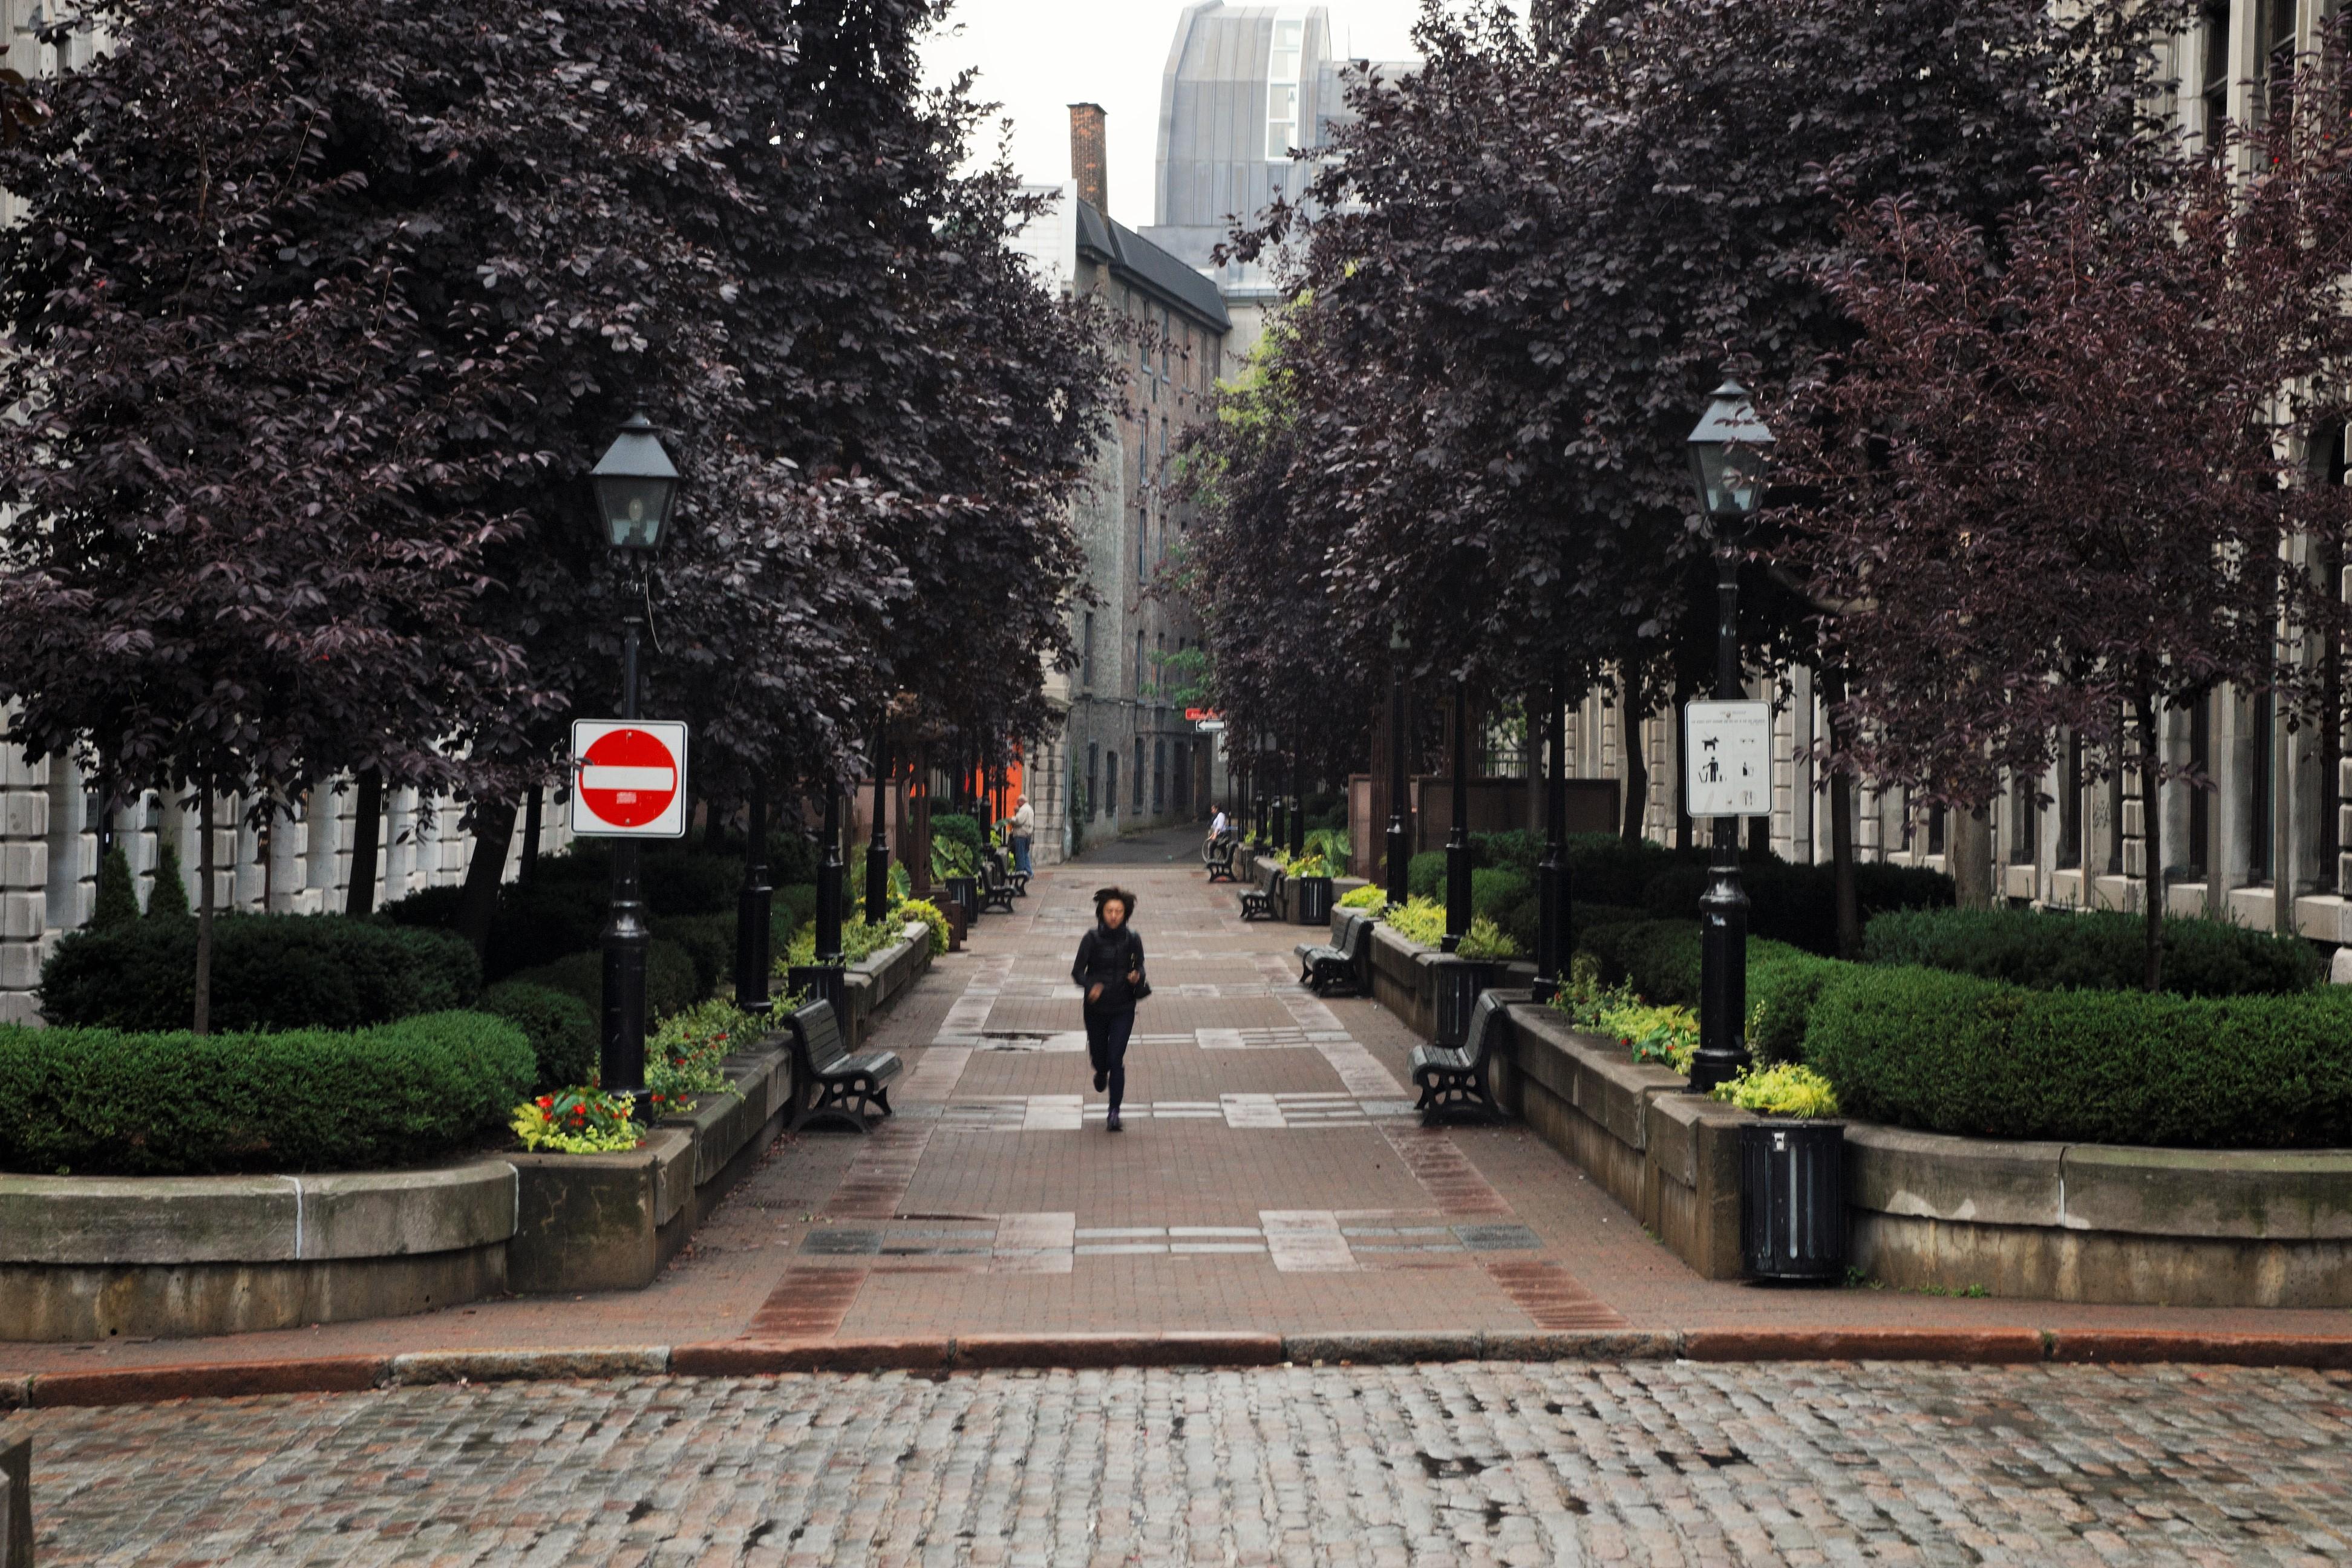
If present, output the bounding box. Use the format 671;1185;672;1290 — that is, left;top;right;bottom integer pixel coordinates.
920;1;1469;230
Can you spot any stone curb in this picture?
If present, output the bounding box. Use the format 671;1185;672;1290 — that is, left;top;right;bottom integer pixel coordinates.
13;1327;2352;1407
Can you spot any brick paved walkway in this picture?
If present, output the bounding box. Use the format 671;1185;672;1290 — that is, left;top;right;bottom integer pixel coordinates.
14;1361;2352;1564
4;829;2348;1381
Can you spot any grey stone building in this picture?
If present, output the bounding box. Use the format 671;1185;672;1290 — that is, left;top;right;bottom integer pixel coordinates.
1014;108;1232;863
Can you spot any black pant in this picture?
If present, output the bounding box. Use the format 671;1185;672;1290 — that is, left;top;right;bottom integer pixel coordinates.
1085;1007;1135;1114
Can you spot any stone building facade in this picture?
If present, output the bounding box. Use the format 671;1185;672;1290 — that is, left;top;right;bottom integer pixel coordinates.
1014;109;1233;864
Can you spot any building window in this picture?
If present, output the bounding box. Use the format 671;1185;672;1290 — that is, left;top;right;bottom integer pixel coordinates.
1174;740;1191;813
2200;0;2232;149
1135;631;1146;695
1154;740;1168;815
2059;731;2085;871
2189;694;2211;880
2318;422;2347;893
1104;748;1117;818
1137;506;1148;582
2009;769;2039;867
1082;610;1096;689
1268;18;1303;158
1134;739;1146;812
2249;686;2275;886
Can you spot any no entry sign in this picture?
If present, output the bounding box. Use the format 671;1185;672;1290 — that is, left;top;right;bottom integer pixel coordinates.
570;719;690;838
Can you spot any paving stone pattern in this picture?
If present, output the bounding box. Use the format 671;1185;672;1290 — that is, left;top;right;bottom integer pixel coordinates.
13;1360;2352;1564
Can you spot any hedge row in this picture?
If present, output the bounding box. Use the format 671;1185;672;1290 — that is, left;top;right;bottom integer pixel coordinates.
1805;967;2352;1149
39;915;479;1033
1864;906;2322;998
0;1011;534;1175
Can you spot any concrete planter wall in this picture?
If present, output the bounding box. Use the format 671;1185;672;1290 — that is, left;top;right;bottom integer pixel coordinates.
1847;1128;2352;1307
1367;924;1534;1041
0;927;934;1341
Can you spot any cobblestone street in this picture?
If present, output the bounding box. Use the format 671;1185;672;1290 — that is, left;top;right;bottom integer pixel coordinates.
13;1359;2352;1565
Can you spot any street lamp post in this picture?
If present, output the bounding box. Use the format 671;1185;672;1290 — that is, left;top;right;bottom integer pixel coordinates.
1443;679;1471;952
1534;658;1572;1003
817;785;844;965
1386;626;1411;908
865;725;891;924
1289;736;1306;858
589;413;681;1100
1685;377;1775;1094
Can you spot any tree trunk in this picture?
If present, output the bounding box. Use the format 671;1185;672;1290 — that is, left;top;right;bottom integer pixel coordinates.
194;791;215;1036
1950;804;1994;910
344;768;383;917
519;786;543;886
1821;665;1862;959
1621;732;1648;844
2135;691;2165;993
454;796;520;956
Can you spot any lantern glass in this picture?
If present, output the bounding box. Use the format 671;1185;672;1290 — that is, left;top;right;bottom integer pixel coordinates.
589;413;679;552
1685;378;1775;526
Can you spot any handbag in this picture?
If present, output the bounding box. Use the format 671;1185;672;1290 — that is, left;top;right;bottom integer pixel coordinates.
1131;977;1153;1002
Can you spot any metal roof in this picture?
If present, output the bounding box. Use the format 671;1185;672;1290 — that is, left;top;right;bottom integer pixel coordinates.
1075;199;1233;332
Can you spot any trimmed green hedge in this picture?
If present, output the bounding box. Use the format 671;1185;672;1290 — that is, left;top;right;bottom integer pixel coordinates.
39;915;479;1033
478;980;598;1090
0;1011;533;1175
1641;859;1953;956
1806;966;2352;1148
1864;906;2323;998
508;939;699;1025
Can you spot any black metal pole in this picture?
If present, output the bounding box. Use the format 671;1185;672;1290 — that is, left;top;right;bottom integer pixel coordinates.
817;784;844;964
600;615;651;1100
1445;679;1472;950
734;773;773;1016
1252;742;1270;849
1691;543;1752;1093
1386;654;1412;908
1534;662;1571;1001
865;727;891;924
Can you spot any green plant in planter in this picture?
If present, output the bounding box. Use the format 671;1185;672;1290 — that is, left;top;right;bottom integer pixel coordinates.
1383;897;1448;948
900;898;951;956
1712;1063;1841;1119
777;917;900;973
1454;915;1520;961
1607;1002;1697;1073
1338;883;1390;912
1284;851;1333;878
645;997;761;1107
512;1086;643;1154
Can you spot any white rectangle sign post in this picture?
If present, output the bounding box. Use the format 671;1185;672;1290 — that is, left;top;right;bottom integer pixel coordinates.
1684;701;1772;819
570;719;691;838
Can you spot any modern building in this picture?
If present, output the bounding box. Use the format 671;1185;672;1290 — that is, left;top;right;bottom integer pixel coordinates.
1137;2;1414;361
1014;108;1234;864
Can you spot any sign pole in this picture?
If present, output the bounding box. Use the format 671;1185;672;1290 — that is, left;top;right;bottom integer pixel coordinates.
599;613;653;1103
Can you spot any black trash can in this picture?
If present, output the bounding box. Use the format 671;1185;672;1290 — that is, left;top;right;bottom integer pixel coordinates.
787;962;849;1025
1431;956;1500;1049
944;874;979;922
1739;1119;1846;1282
1293;876;1334;926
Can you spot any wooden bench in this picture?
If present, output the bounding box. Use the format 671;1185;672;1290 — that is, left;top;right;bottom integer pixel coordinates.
1295;909;1374;997
1238;866;1284;922
786;999;902;1133
1408;989;1518;1125
978;849;1018;913
1204;835;1240;883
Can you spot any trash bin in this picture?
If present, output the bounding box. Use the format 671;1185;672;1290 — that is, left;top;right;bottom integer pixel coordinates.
1431;956;1500;1049
1293;875;1334;926
944;874;979;923
1739;1119;1846;1281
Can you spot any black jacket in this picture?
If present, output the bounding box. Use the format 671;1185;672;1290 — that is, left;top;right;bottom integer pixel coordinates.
1071;925;1146;1014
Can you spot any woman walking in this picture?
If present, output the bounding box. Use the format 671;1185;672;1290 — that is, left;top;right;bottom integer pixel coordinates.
1072;886;1148;1131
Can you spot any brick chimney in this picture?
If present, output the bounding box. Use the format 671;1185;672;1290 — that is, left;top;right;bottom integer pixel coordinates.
1069;102;1108;215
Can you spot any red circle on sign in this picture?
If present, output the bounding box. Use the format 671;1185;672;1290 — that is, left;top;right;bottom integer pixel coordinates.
578;727;679;829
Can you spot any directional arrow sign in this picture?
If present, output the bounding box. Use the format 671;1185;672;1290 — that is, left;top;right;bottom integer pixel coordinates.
571;719;690;838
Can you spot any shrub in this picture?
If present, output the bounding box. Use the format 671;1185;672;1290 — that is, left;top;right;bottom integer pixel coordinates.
930;813;984;855
478;980;598;1091
766;831;820;886
1338;883;1390;911
91;847;139;930
1563;832;1685;906
1747;949;1849;1067
1474;829;1544;872
1406;851;1446;900
658;912;734;1000
507;938;698;1025
777;882;819;930
1455;915;1520;961
382;876;606;981
1384;897;1448;949
1305;826;1351;866
1863;906;2324;998
0;1011;532;1175
1579;918;1831;1063
1638;858;1955;956
780;917;902;971
39;915;480;1033
1471;867;1528;918
901;898;951;955
1713;1063;1841;1119
1805;966;2352;1148
146;840;190;921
